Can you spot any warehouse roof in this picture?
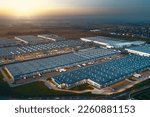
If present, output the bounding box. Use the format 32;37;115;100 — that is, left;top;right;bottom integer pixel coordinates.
127;44;150;54
53;55;150;86
81;36;145;48
6;48;119;80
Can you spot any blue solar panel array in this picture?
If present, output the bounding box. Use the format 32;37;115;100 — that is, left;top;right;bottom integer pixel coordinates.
0;40;84;57
53;55;150;87
6;48;119;80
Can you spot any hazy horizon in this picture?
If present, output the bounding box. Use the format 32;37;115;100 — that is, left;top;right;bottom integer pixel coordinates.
0;0;149;23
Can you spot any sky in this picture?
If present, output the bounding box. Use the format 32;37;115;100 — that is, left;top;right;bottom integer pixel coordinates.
0;0;149;21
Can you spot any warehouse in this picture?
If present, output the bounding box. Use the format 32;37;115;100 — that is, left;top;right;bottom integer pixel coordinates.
52;55;150;89
15;35;51;45
0;37;21;47
0;40;84;59
38;34;66;41
4;48;120;81
81;36;145;48
125;44;150;57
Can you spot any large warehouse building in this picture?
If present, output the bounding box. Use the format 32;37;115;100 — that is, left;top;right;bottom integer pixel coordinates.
15;35;51;45
52;55;150;89
81;36;145;48
0;40;84;59
38;34;66;41
4;48;120;81
125;44;150;57
1;34;150;91
0;37;21;48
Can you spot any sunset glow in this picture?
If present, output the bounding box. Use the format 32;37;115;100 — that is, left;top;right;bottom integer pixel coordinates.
0;0;53;17
0;0;97;17
0;0;149;20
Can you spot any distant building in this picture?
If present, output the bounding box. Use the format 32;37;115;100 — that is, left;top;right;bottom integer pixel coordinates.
0;40;84;59
81;36;145;48
90;29;100;32
37;34;66;42
15;35;50;45
0;37;21;48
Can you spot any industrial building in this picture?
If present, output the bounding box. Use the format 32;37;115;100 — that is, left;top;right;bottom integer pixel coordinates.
125;44;150;57
0;37;22;48
0;40;84;59
4;48;120;81
15;35;51;45
81;36;145;48
1;34;150;92
52;55;150;89
38;34;66;41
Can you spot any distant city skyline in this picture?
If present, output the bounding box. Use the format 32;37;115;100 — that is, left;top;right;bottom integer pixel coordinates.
0;0;149;21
